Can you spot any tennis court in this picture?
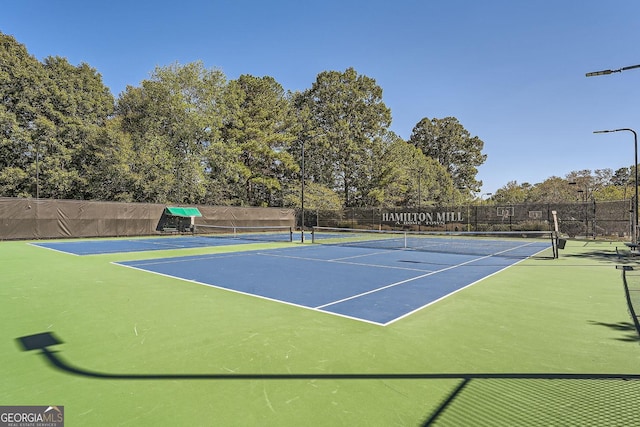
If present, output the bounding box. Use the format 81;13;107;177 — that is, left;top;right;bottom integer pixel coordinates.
116;239;551;325
31;225;294;255
5;235;640;426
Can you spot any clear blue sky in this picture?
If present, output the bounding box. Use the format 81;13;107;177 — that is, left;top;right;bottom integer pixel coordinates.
3;0;640;194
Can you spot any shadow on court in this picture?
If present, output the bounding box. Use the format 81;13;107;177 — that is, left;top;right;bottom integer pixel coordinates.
16;332;640;426
589;320;640;343
560;240;640;264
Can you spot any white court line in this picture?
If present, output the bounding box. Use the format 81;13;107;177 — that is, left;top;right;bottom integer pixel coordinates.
114;241;551;326
383;247;548;326
313;240;549;312
314;254;492;310
114;259;388;327
117;251;254;267
27;242;81;256
257;251;435;273
329;249;403;261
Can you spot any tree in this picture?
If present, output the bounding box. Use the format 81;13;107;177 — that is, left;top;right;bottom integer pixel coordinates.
0;33;50;197
116;85;175;202
0;33;116;199
371;133;455;208
491;181;529;205
283;181;342;211
408;116;486;193
222;75;298;206
295;68;392;207
567;168;627;202
81;117;137;201
42;56;115;199
0;103;31;196
116;61;227;204
492;169;632;205
611;167;632;187
526;177;575;203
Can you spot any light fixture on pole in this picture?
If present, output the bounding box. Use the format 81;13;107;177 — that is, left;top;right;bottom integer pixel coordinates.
586;64;640;77
594;129;638;244
300;140;305;243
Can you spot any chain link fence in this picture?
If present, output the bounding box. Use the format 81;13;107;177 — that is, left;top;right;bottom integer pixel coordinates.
300;200;633;240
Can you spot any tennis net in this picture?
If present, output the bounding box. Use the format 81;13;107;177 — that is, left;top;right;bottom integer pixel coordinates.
193;224;293;243
311;226;557;258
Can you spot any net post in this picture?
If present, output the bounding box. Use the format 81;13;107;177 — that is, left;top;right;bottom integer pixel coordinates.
311;227;315;243
551;210;559;259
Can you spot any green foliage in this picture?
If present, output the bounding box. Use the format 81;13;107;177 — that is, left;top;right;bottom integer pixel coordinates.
0;166;29;196
409;116;487;193
116;61;227;204
295;68;392;207
0;33;116;199
222;75;298;206
1;33;493;208
491;169;636;205
373;133;455;208
0;34;46;196
283;181;342;211
6;32;639;210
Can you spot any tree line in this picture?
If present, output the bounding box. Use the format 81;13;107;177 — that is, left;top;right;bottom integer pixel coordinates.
1;32;633;210
489;167;637;205
0;33;488;210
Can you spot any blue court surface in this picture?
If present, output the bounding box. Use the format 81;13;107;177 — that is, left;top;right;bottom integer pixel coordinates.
116;242;550;325
31;235;288;255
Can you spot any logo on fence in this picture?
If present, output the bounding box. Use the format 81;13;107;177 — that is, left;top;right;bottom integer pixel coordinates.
381;211;464;226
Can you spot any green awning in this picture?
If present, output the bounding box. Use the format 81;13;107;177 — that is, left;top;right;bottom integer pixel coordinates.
165;207;202;217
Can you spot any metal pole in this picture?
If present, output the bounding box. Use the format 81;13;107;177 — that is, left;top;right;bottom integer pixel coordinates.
586;67;640;243
619;130;637;244
580;190;588;238
634;130;638;245
301;140;305;243
417;171;421;231
35;142;39;199
594;129;638;244
592;199;596;240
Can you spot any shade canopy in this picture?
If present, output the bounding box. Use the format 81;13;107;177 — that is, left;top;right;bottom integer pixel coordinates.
164;207;202;217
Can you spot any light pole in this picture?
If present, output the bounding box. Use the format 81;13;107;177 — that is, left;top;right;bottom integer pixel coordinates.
586;64;640;77
300;140;305;243
594;129;638;244
569;182;592;238
586;65;639;242
577;190;587;237
415;168;423;231
35;142;39;199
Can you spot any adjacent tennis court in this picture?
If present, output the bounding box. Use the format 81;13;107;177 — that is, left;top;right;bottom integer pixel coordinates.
31;225;294;255
116;239;551;325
